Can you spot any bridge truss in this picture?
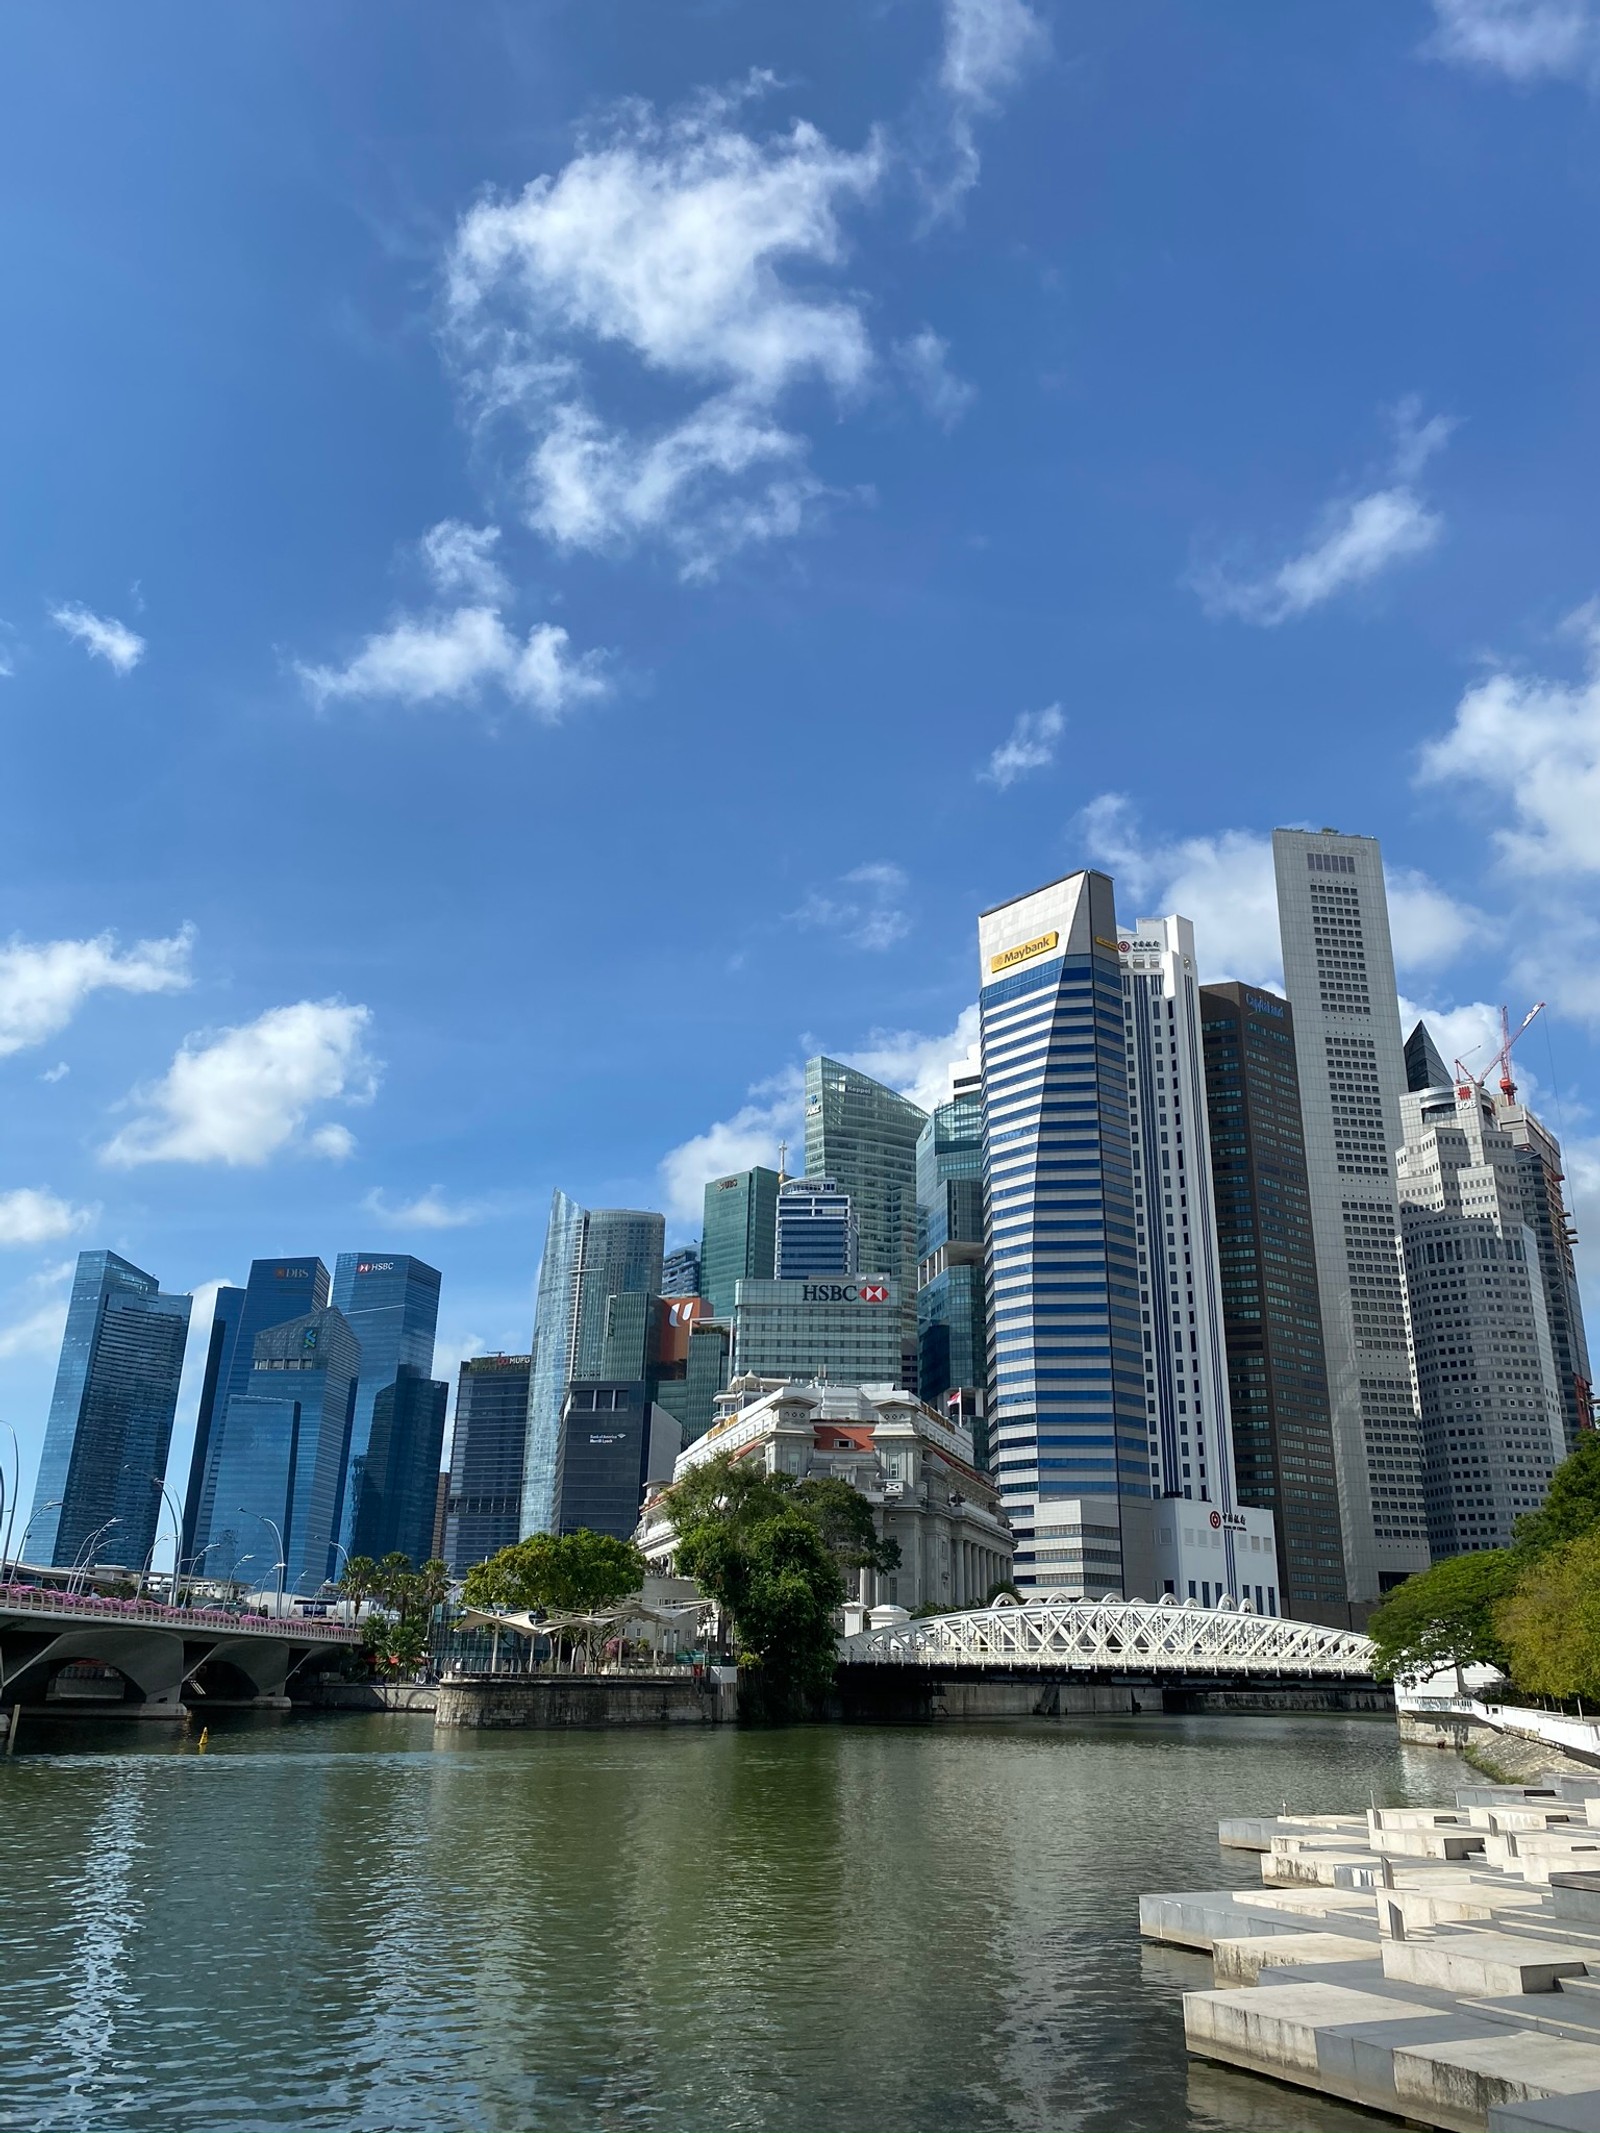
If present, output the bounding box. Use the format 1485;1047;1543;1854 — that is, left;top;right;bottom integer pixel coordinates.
837;1597;1375;1678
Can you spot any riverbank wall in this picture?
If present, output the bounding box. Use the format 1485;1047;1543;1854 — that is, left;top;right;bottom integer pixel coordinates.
308;1681;439;1714
434;1670;737;1729
833;1665;1391;1724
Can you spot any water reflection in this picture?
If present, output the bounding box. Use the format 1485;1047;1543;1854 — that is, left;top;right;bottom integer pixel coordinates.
0;1713;1473;2132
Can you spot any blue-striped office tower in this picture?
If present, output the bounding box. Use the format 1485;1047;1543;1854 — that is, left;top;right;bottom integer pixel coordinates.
978;870;1150;1597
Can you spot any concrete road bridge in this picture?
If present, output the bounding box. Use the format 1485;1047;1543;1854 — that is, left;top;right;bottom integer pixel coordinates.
0;1584;358;1722
835;1596;1382;1722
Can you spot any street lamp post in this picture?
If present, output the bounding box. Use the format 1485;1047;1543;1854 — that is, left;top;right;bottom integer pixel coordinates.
239;1511;286;1616
0;1422;19;1579
148;1476;187;1602
68;1518;121;1593
178;1540;222;1606
6;1501;62;1583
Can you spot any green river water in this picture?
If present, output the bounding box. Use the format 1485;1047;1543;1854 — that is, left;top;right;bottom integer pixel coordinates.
0;1710;1477;2132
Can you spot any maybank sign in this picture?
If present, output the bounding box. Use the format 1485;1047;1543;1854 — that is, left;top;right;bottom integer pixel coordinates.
988;929;1059;976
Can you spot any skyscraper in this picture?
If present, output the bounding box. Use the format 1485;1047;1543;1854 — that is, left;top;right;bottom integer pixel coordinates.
330;1252;443;1552
522;1195;665;1535
28;1251;192;1574
189;1258;331;1562
700;1167;779;1317
804;1056;927;1376
661;1246;702;1298
1495;1089;1592;1454
775;1177;857;1280
978;872;1147;1596
552;1383;680;1541
730;1277;903;1383
444;1354;531;1574
915;1077;988;1464
205;1305;361;1593
1201;981;1348;1623
1273;829;1429;1603
1397;1061;1569;1556
350;1368;449;1567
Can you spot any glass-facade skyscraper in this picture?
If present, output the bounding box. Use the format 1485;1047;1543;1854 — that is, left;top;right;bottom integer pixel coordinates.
979;871;1146;1596
204;1305;361;1593
915;1078;988;1465
29;1250;192;1573
189;1258;331;1563
522;1195;664;1535
330;1252;443;1552
661;1246;701;1298
445;1354;531;1573
350;1367;449;1566
700;1167;779;1317
804;1057;927;1379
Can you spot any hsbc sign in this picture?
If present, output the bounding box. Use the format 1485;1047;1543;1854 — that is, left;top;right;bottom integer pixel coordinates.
801;1282;890;1304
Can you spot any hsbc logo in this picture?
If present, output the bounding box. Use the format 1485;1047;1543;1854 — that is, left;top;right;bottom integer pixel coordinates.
801;1282;889;1304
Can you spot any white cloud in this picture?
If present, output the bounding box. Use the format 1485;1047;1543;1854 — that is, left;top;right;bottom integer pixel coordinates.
0;1297;70;1362
935;0;1050;203
419;519;510;603
101;999;377;1168
0;1189;95;1247
361;1186;485;1231
1396;997;1505;1091
1429;0;1600;82
1419;608;1600;880
49;602;146;675
297;604;608;719
844;1004;981;1115
1386;866;1486;971
40;1063;69;1084
896;327;974;428
0;927;193;1058
445;81;886;575
980;703;1063;789
790;862;912;951
1194;404;1451;626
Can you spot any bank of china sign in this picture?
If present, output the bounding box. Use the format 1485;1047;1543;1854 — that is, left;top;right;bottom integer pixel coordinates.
989;929;1058;976
801;1282;889;1304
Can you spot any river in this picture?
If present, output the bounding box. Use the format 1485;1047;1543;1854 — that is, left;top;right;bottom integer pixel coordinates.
1;1711;1476;2132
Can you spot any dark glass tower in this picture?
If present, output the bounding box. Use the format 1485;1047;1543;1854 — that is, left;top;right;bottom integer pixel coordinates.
804;1057;927;1376
1200;983;1349;1623
350;1368;449;1566
190;1258;330;1563
29;1251;192;1574
444;1355;531;1573
978;872;1145;1595
916;1078;989;1467
330;1252;443;1552
775;1178;857;1280
205;1305;361;1594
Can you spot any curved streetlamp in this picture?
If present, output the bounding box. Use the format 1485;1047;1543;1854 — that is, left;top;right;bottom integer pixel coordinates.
239;1512;286;1614
0;1423;23;1576
5;1500;62;1583
68;1517;121;1594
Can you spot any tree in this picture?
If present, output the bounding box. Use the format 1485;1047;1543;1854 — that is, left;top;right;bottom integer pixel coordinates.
337;1554;378;1619
668;1453;847;1720
792;1476;900;1577
1497;1531;1600;1703
1514;1433;1600;1559
375;1551;414;1611
1366;1550;1520;1687
461;1532;643;1616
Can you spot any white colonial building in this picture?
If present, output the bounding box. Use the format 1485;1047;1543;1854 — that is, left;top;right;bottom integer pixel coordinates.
636;1376;1013;1614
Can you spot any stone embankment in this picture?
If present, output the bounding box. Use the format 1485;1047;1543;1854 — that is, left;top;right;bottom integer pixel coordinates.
434;1669;737;1729
1142;1778;1600;2129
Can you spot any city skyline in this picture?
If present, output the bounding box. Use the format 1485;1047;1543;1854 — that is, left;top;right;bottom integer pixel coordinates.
8;5;1600;1557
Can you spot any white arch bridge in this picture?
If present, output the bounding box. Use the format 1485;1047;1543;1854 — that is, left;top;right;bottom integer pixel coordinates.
837;1597;1375;1679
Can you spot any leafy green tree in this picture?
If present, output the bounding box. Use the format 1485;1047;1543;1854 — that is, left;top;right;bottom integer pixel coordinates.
362;1608;428;1676
1514;1433;1600;1558
337;1554;378;1619
461;1531;643;1616
1497;1531;1600;1703
792;1475;901;1576
669;1453;847;1720
1366;1549;1520;1687
376;1551;414;1611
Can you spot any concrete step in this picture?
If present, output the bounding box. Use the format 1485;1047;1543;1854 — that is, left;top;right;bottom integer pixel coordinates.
1382;1933;1598;1998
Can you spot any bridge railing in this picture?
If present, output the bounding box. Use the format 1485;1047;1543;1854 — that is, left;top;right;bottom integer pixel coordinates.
0;1583;353;1640
837;1597;1376;1678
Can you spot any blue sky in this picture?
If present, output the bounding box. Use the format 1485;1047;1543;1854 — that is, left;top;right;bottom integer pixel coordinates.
6;0;1600;1524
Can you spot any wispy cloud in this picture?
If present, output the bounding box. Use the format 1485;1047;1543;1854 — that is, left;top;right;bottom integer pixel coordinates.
298;604;607;719
361;1186;486;1231
933;0;1050;206
50;602;146;675
417;519;510;603
980;703;1063;788
1428;0;1600;83
102;999;377;1167
445;77;888;578
0;927;193;1057
0;1189;96;1247
790;861;911;951
1193;402;1453;626
895;328;974;428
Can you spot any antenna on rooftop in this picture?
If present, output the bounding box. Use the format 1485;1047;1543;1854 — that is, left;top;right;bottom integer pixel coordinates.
777;1139;789;1184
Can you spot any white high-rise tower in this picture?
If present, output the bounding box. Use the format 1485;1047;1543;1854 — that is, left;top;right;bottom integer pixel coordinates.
1272;829;1429;1605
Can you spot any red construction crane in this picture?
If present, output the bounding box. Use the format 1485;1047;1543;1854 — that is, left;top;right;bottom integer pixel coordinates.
1454;1001;1545;1105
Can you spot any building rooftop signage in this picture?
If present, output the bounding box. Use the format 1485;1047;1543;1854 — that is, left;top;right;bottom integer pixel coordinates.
989;930;1059;975
800;1282;889;1304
